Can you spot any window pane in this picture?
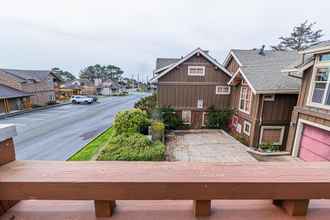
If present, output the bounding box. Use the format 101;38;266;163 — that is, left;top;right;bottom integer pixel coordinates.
325;84;330;105
315;69;329;81
312;83;326;103
320;54;330;62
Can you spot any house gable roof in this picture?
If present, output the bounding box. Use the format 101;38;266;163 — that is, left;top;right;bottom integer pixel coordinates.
226;49;301;94
0;68;54;82
0;84;31;99
150;48;232;83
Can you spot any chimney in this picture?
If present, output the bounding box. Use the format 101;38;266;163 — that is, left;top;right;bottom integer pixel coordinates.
259;45;266;55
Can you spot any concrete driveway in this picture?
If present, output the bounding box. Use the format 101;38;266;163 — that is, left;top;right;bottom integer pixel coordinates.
166;129;256;162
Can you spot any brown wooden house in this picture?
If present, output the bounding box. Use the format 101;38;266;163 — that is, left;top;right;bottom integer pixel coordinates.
0;84;32;114
150;48;232;128
224;48;301;149
284;41;330;161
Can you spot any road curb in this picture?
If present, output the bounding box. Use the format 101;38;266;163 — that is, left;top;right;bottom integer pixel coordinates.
67;127;112;161
0;102;72;119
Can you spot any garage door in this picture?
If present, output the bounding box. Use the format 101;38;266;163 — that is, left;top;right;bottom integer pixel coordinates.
299;125;330;161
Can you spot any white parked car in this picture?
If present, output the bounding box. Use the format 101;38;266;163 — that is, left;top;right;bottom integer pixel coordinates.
71;95;94;104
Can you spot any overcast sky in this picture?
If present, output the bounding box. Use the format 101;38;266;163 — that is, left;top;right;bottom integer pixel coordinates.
0;0;329;80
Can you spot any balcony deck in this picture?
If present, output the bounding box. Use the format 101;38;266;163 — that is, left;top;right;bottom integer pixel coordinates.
2;199;330;220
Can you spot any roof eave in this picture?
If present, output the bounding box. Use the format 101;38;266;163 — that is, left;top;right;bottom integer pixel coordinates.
255;89;300;95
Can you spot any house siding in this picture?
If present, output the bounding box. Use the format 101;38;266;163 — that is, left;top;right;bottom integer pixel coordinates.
21;75;55;106
0;71;56;106
286;62;330;153
157;53;231;128
226;57;240;75
228;77;297;149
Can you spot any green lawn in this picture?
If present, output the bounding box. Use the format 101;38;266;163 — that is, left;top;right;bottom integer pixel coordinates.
68;128;113;161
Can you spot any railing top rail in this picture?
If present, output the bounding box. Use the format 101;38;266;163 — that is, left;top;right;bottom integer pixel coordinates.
1;160;330;183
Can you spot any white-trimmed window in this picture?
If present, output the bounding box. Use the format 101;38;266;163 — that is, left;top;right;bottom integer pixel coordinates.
264;94;275;101
239;86;251;114
188;66;205;76
197;99;203;109
216;86;231;95
243;121;251;136
309;67;330;108
259;126;285;145
319;53;330;62
182;110;191;124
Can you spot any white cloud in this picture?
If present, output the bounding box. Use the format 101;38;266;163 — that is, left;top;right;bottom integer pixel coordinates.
0;0;329;80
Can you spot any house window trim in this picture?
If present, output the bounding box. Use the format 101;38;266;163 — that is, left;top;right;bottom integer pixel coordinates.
243;121;251;136
202;112;207;127
187;66;205;76
182;110;192;125
239;86;251;115
215;86;231;95
259;126;285;145
263;94;275;101
306;55;330;110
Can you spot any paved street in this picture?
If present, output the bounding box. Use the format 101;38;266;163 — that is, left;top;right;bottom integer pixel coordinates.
0;93;146;160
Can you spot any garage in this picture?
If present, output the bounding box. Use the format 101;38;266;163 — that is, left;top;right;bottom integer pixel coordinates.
299;125;330;161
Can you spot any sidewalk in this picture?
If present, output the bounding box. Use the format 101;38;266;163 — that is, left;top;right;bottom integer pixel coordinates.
0;102;71;119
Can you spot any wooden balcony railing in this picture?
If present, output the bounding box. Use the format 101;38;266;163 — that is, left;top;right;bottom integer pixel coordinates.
1;124;330;218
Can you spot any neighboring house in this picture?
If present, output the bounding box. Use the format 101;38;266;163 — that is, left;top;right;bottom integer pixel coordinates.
79;79;97;95
0;84;32;114
0;68;60;106
150;48;232;128
224;48;301;149
284;41;330;161
59;80;82;99
100;79;121;96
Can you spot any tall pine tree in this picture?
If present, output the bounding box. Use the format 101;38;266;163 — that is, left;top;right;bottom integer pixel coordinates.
272;21;323;51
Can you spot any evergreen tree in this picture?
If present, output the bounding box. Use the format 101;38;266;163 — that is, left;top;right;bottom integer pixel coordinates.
272;21;323;51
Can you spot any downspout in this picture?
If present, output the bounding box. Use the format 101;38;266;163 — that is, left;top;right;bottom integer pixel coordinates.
257;95;264;146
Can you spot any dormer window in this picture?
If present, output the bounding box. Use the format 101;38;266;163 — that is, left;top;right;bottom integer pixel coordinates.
188;66;205;76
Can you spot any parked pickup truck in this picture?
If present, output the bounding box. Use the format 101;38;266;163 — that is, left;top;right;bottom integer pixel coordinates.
71;95;94;104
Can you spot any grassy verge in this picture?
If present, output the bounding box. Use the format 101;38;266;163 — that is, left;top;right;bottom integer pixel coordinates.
68;128;113;161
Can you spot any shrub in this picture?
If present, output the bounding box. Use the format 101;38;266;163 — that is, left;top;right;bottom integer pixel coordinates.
155;107;183;130
134;94;157;115
151;121;165;141
97;133;165;161
207;106;233;130
109;133;152;149
113;109;150;134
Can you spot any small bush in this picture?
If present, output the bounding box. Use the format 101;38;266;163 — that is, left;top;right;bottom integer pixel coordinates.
207;106;233;130
258;143;281;152
109;133;152;149
151;121;165;141
97;132;165;161
134;94;157;115
113;109;150;134
155;107;183;130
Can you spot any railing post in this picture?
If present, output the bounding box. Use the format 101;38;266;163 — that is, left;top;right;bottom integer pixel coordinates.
273;199;309;216
94;200;116;217
0;124;18;216
193;200;211;217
